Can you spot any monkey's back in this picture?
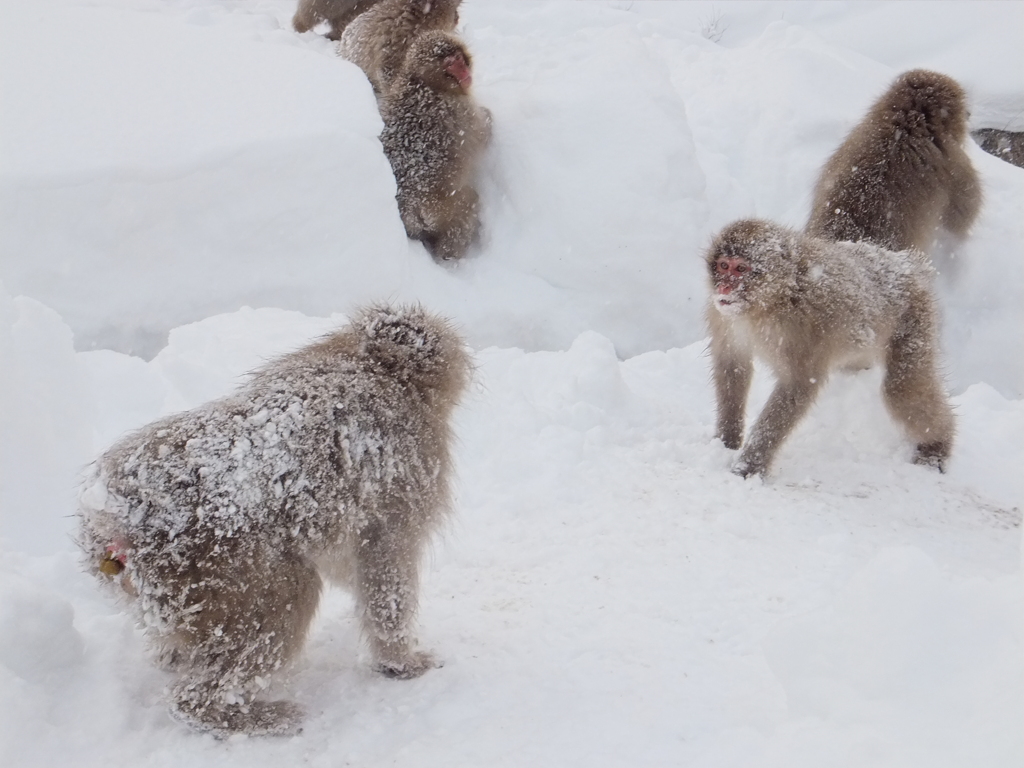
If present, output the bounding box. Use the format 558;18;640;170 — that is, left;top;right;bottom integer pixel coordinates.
380;81;478;204
806;119;954;251
806;70;978;252
78;344;453;590
739;236;933;372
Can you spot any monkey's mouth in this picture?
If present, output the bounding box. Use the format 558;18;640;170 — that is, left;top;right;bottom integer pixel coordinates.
713;295;745;314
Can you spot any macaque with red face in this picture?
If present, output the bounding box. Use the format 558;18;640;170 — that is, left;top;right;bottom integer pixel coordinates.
706;219;955;477
378;30;491;261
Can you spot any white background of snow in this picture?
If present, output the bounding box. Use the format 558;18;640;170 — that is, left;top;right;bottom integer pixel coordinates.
0;1;1021;766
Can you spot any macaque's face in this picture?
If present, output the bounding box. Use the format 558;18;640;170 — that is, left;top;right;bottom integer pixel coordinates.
710;255;751;313
443;51;472;91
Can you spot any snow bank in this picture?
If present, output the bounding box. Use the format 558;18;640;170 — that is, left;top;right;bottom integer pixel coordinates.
0;1;1021;765
3;0;1020;397
0;285;91;553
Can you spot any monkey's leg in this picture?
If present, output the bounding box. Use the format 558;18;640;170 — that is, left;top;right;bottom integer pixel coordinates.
292;0;323;33
735;378;822;477
168;547;321;735
714;356;753;450
882;322;955;471
354;519;437;679
708;319;753;449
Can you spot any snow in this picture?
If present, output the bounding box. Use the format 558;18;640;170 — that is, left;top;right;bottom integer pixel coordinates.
0;0;1021;765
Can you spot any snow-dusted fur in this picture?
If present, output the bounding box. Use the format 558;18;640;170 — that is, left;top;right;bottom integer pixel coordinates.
806;69;981;253
292;0;381;40
77;304;471;736
337;0;461;94
706;219;954;477
378;30;491;261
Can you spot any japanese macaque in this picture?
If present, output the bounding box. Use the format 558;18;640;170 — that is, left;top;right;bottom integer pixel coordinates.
806;69;981;253
706;219;954;478
78;305;471;736
379;30;491;261
338;0;462;94
292;0;381;40
972;128;1024;169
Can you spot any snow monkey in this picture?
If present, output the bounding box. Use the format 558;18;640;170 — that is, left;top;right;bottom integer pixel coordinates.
379;30;491;261
78;305;471;736
706;219;954;478
338;0;462;95
806;69;981;253
292;0;381;40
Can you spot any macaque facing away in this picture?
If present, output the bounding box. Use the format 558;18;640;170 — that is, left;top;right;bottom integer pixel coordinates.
78;305;470;735
806;69;981;253
379;30;491;261
292;0;381;40
338;0;461;94
706;219;954;478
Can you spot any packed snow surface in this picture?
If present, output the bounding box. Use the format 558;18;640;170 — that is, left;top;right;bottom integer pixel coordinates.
0;1;1021;766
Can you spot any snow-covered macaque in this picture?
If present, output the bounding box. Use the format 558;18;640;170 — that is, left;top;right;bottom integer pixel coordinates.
806;69;981;253
972;127;1024;169
292;0;381;40
337;0;461;95
706;219;954;478
379;30;491;261
77;305;471;736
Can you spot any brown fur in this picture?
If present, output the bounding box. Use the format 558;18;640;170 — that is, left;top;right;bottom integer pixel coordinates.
292;0;381;40
806;69;981;252
379;30;491;261
338;0;461;94
77;305;471;736
706;219;954;477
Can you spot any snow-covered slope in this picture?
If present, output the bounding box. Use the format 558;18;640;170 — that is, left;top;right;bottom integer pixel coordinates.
1;2;1021;766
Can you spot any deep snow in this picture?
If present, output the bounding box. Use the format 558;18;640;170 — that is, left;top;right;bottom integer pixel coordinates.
0;1;1021;766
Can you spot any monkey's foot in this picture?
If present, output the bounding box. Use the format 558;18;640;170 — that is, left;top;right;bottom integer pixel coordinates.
170;697;305;737
719;432;743;451
731;457;765;479
913;441;949;473
375;650;440;680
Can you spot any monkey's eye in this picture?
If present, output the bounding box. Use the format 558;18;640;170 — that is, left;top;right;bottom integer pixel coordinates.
735;264;747;274
717;261;729;272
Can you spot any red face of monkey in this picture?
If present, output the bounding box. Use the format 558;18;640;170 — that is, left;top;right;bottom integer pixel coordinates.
443;51;472;91
711;256;751;313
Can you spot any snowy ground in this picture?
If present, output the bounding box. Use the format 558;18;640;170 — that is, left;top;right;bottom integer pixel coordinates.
1;1;1022;766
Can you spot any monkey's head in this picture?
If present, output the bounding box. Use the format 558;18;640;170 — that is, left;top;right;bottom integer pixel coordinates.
354;304;471;398
885;69;969;143
706;219;799;315
405;30;473;94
